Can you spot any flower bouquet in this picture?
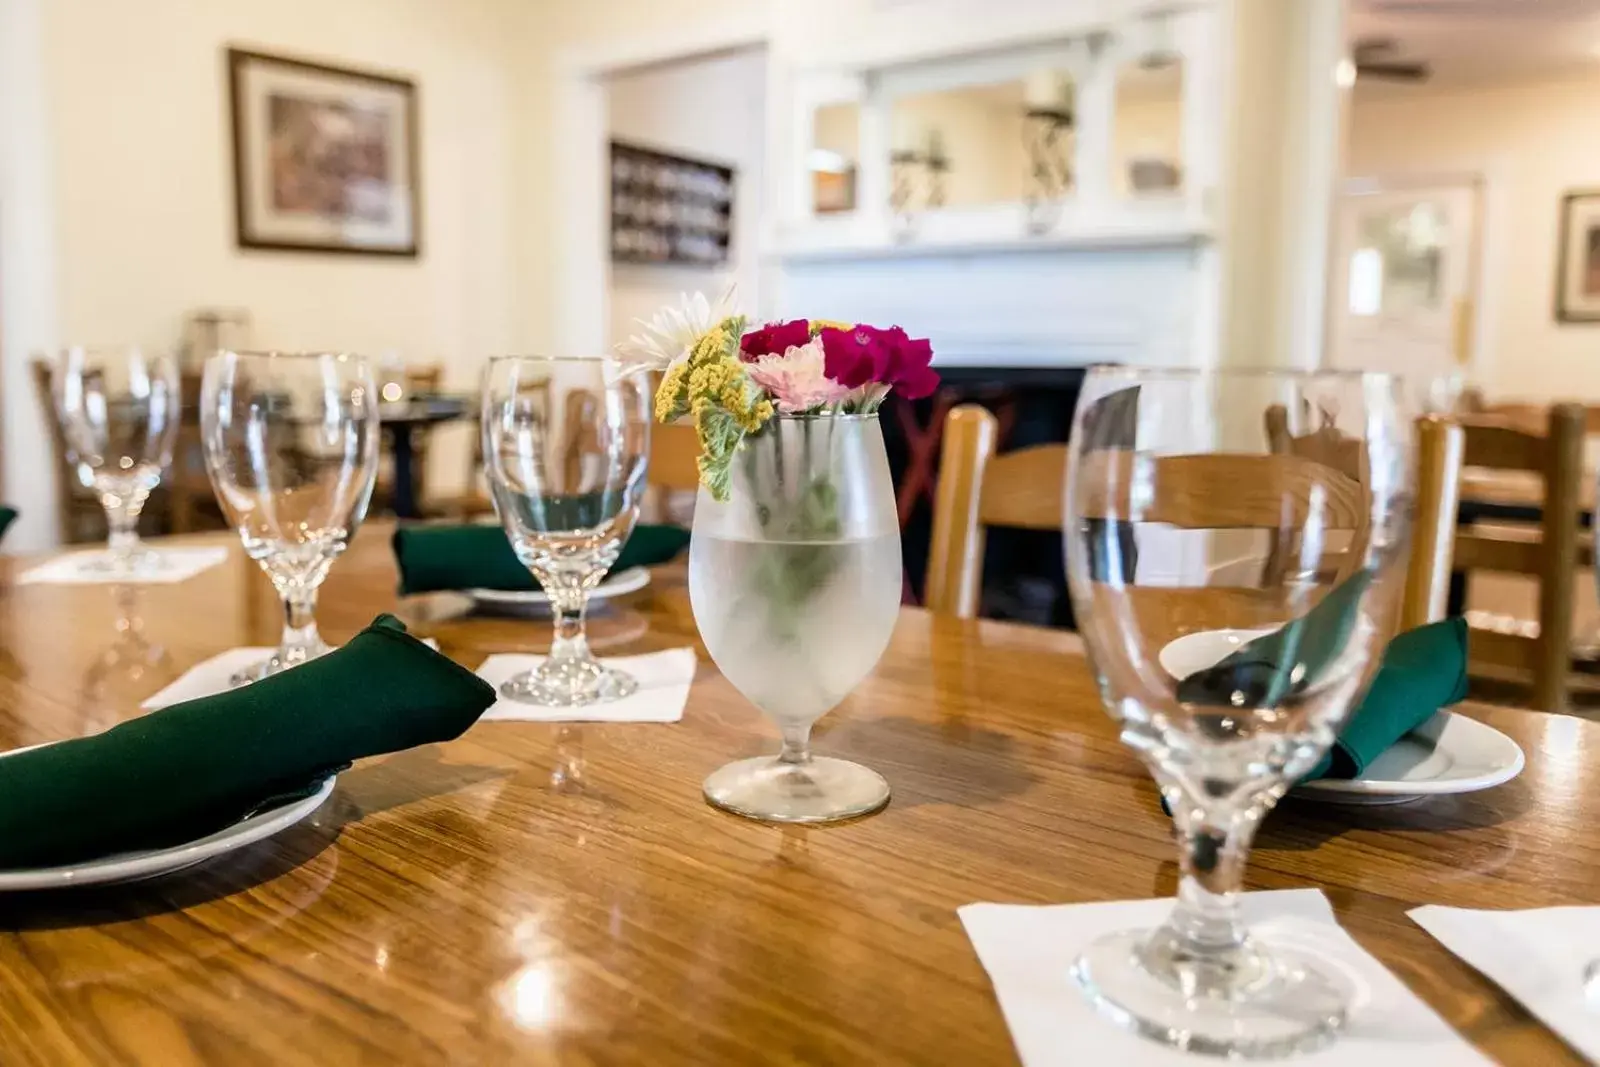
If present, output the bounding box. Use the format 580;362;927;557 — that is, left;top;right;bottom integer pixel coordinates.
618;294;939;823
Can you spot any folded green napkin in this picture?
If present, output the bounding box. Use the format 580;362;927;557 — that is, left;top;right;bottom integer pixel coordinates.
0;506;17;541
392;523;691;595
1307;617;1469;779
0;614;494;870
1175;574;1372;709
1174;615;1468;782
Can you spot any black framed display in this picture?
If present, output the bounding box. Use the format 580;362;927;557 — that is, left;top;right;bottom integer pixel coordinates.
610;142;733;266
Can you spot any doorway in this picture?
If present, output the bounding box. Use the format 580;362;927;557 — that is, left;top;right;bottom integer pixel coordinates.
1328;178;1483;400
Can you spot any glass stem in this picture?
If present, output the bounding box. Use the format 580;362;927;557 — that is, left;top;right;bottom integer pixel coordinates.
778;722;813;766
1165;806;1265;957
549;591;592;663
101;492;143;565
280;588;322;666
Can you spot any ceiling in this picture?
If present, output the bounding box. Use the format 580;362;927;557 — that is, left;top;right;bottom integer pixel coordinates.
1349;0;1600;91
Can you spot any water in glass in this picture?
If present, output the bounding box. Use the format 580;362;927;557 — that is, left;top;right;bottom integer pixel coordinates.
691;414;901;823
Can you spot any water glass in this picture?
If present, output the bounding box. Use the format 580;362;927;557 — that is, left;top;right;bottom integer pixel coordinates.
201;351;379;684
53;346;180;574
480;356;649;706
1062;367;1412;1057
691;415;902;823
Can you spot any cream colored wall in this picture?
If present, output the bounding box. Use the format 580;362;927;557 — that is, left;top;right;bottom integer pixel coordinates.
605;49;767;350
1348;71;1600;402
15;0;525;533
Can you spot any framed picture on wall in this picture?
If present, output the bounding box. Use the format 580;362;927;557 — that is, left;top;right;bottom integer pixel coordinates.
228;47;421;256
1556;190;1600;323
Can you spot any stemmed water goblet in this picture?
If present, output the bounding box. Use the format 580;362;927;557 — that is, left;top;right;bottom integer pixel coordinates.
200;350;379;684
691;413;902;823
480;356;649;706
53;346;180;575
1062;367;1412;1057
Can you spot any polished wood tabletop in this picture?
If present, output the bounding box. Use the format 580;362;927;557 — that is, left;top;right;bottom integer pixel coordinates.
1;524;1596;1065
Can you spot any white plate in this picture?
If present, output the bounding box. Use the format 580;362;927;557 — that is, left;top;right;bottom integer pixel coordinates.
0;770;336;891
1157;628;1525;804
468;566;651;608
1293;711;1524;804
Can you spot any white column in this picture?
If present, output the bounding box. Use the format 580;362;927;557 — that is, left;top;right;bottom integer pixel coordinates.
1073;38;1117;218
1210;0;1349;370
0;0;62;551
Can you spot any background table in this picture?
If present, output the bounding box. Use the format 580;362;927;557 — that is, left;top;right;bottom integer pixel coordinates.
0;525;1594;1064
379;395;472;519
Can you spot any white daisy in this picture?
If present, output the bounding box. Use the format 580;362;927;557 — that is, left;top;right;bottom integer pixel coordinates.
613;284;736;377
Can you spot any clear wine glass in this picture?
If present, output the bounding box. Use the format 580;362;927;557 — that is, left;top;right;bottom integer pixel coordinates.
691;414;902;823
480;356;649;706
53;346;180;575
1062;367;1412;1057
201;351;379;684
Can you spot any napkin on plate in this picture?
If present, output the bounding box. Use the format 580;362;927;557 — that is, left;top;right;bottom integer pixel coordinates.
0;615;494;870
959;889;1490;1066
1409;904;1600;1062
392;523;690;595
1174;586;1469;781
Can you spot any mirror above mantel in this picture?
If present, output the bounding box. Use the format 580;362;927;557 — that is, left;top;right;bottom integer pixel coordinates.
777;5;1214;262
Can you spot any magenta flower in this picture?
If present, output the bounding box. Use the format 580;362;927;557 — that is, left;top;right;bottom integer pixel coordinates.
819;325;940;400
740;320;812;361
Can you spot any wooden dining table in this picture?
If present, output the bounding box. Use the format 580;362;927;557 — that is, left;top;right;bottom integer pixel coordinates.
1;524;1595;1065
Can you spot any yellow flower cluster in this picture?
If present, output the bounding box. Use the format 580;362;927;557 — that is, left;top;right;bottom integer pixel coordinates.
808;319;854;335
650;314;773;500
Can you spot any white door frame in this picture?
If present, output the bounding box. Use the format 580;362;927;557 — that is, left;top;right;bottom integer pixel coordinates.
552;13;772;360
1334;170;1490;383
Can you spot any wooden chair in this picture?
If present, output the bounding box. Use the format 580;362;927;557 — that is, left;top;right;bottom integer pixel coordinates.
925;404;1465;635
1452;404;1586;711
1263;403;1370;585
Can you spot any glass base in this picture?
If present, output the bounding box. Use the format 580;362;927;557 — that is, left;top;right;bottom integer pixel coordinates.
703;755;891;824
500;659;638;707
229;641;332;686
1071;927;1349;1059
79;546;168;578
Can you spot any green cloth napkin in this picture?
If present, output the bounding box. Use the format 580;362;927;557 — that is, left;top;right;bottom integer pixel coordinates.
1174;613;1469;782
392;523;691;595
1175;574;1372;709
0;614;495;870
0;506;17;541
1307;617;1469;779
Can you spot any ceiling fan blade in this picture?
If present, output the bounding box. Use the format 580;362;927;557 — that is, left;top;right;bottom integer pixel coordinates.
1356;61;1432;81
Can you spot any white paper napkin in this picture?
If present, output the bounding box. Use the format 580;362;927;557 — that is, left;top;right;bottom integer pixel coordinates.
475;648;696;723
958;889;1489;1066
1410;904;1600;1061
18;546;229;586
142;640;440;710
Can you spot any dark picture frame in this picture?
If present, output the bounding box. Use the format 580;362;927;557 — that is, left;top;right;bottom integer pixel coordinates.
1555;190;1600;323
228;47;421;257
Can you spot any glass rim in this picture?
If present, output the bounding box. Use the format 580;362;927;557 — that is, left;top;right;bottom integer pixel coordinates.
1082;364;1402;383
769;412;880;422
485;354;623;364
208;349;372;362
60;344;173;356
